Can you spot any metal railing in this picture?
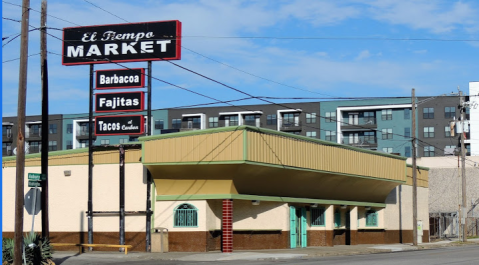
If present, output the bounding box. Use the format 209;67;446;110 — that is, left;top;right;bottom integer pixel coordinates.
25;131;41;138
342;118;377;126
244;120;262;127
341;136;377;146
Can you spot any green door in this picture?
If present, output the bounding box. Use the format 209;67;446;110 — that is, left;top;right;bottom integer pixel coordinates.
290;206;297;248
301;207;307;248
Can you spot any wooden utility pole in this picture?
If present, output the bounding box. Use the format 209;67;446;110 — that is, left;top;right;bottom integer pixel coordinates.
411;88;418;246
460;91;467;242
40;0;50;240
14;0;31;264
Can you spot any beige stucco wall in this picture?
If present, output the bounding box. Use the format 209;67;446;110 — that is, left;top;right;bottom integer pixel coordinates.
384;185;429;230
2;163;146;233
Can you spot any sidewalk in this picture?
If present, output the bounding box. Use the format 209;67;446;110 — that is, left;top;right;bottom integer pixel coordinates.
51;238;479;264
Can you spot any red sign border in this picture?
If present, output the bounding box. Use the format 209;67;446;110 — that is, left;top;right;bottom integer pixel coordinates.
94;115;145;136
62;20;182;66
95;68;146;90
95;91;145;113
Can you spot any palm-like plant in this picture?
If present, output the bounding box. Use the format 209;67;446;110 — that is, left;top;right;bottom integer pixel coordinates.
2;233;53;265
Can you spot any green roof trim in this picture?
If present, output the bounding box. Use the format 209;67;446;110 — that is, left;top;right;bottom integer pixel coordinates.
2;143;142;162
156;194;386;208
406;164;430;171
139;125;407;161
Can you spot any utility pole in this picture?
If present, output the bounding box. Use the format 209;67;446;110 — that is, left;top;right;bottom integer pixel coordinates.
411;88;418;246
14;0;31;264
40;0;50;240
459;91;467;242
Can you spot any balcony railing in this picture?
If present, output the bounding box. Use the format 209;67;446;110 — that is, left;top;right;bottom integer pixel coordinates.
2;150;12;156
341;118;377;128
280;121;302;131
3;133;13;139
25;131;41;138
181;123;202;129
244;120;262;127
341;136;377;147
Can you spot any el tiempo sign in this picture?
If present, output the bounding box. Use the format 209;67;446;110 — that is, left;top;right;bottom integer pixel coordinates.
62;20;181;65
96;68;145;89
95;115;144;136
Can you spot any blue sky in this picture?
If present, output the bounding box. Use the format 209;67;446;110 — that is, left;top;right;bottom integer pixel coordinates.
2;0;479;117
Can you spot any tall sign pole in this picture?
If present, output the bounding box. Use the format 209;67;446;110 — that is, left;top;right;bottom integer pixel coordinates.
412;88;418;246
146;61;152;252
14;0;31;264
460;91;468;242
88;64;94;248
40;0;50;239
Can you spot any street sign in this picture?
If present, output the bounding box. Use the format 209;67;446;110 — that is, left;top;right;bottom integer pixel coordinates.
25;188;41;215
28;173;45;181
28;180;41;188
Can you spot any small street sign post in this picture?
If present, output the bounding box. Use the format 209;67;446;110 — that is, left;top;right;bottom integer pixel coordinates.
26;173;44;234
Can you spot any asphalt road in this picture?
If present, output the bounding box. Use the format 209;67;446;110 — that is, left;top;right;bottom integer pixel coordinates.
52;245;479;265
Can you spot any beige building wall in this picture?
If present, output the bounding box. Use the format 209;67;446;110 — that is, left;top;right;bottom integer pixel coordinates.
2;163;146;233
383;185;429;230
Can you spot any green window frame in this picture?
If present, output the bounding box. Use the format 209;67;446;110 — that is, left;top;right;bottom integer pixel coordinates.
174;203;198;227
365;210;378;227
310;207;325;226
334;210;341;228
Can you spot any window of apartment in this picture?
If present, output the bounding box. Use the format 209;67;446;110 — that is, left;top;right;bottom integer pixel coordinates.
49;124;57;134
282;113;299;126
405;146;411;157
364;131;375;142
100;139;110;145
119;138;128;144
209;117;219;128
404;127;411;138
30;124;41;136
48;141;57;151
266;114;277;125
423;107;434;119
171;119;181;129
66;124;73;134
364;111;375;124
79;122;90;136
466;145;471;155
310;207;326;226
325;131;336;142
186;117;201;129
129;136;139;142
289;131;301;135
66;140;73;150
2;142;12;156
381;109;392;120
424;127;435;138
244;114;260;127
325;112;336;123
154;120;164;130
365;210;378;227
445;126;451;137
445;107;455;118
334;210;341;228
224;115;239;127
382;128;392;139
445;145;456;155
174;203;198;227
306;131;317;138
424;146;435;157
29;141;41;153
404;108;411;120
306;113;316;124
382;147;393;153
3;126;12;137
79;139;89;148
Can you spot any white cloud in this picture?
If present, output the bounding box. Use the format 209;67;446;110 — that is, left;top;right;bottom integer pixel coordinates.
366;0;479;33
356;50;371;60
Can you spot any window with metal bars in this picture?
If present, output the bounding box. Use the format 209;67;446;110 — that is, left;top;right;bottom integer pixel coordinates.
174;203;198;227
310;207;325;226
365;210;378;227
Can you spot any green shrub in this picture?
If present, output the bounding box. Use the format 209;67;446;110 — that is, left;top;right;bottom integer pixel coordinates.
2;233;53;265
